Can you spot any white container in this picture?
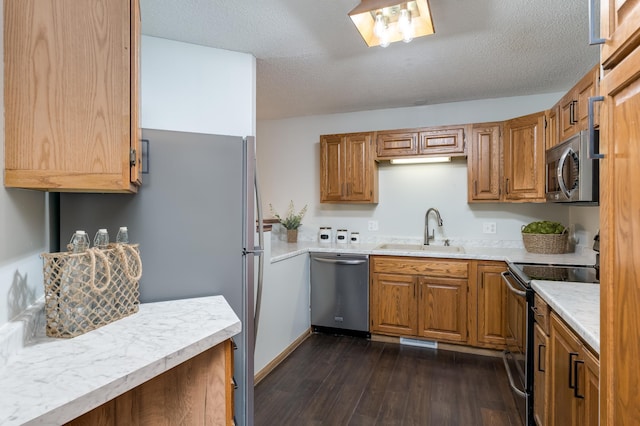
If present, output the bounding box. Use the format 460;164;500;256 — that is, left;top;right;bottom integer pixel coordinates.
336;229;348;244
350;232;360;243
319;227;332;243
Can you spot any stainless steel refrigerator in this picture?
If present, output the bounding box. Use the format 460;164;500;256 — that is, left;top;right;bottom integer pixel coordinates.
59;128;263;426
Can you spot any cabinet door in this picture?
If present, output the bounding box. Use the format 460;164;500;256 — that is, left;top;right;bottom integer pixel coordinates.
599;44;640;426
503;111;546;201
418;125;466;156
533;323;549;426
575;67;598;131
476;263;507;347
370;273;417;336
4;0;139;192
320;135;346;201
559;93;578;143
418;277;467;343
345;133;376;202
601;0;640;68
546;106;560;150
576;347;599;426
376;131;418;158
468;124;502;202
549;314;581;426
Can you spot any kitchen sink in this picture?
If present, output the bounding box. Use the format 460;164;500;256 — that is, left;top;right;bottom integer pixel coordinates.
375;243;465;253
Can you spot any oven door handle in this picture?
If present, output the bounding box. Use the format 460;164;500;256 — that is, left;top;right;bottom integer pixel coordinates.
501;350;528;398
501;271;527;297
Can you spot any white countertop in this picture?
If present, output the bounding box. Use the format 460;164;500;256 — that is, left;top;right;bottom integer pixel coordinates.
270;240;597;266
531;280;600;354
0;295;241;426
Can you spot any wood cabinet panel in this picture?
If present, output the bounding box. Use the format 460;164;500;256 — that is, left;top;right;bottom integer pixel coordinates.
370;273;417;336
534;323;549;426
468;124;502;202
376;131;418;157
476;263;507;347
4;0;140;192
418;125;466;156
546;107;560;150
558;65;600;143
601;0;640;68
418;277;467;343
371;256;468;278
320;133;377;203
599;42;640;426
503;111;546;201
66;340;233;425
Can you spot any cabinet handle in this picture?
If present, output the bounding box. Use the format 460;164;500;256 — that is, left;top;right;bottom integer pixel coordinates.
232;376;238;390
573;359;585;399
537;343;546;372
588;0;605;45
588;96;605;159
570;101;578;125
568;352;579;389
505;178;509;195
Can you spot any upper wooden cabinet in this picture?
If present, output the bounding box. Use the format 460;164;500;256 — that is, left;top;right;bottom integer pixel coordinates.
467;123;502;202
376;125;468;160
600;0;640;69
4;0;142;192
320;132;378;203
546;106;560;150
503;111;546;202
557;65;600;143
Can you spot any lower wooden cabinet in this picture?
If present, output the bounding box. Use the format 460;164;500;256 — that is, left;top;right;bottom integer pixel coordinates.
66;339;234;426
474;262;508;348
534;322;549;426
370;256;469;344
548;313;599;426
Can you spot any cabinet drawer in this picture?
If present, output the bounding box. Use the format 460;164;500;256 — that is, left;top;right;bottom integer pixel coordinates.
419;126;466;156
533;293;550;335
376;131;419;158
371;256;468;278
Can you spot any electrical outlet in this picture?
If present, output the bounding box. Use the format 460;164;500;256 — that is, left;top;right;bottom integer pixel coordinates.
367;220;379;231
482;222;497;234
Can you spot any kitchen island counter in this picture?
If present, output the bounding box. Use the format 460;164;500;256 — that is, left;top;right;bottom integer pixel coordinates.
0;295;240;426
531;280;599;354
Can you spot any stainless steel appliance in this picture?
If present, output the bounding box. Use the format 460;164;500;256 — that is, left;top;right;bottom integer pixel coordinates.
310;253;369;336
546;130;599;203
58;129;263;426
502;261;599;426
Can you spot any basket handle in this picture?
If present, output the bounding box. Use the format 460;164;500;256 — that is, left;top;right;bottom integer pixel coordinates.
116;244;143;281
88;248;111;292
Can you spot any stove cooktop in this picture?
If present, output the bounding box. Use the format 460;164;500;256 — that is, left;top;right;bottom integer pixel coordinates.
511;263;599;284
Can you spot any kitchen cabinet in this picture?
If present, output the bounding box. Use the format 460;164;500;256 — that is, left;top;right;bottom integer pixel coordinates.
320;132;378;203
546;106;560;150
370;256;468;344
474;262;508;349
533;294;551;426
467;123;502;202
558;66;599;143
503;111;546;202
4;0;142;192
375;124;467;159
548;313;599;426
599;2;640;422
66;339;234;425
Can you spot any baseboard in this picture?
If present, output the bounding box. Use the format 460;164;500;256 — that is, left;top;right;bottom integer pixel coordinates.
370;334;503;358
254;328;312;384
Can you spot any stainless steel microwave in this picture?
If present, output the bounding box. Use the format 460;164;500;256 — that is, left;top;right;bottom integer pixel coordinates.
546;130;599;203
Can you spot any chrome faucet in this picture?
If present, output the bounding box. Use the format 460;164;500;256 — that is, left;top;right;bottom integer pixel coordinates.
424;208;444;245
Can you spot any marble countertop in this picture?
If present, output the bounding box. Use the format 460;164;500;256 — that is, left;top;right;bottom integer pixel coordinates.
270;240;597;266
0;295;241;426
531;280;599;354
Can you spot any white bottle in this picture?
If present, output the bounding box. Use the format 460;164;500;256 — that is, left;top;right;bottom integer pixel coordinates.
70;230;90;252
116;226;129;244
93;228;109;249
65;230;90;331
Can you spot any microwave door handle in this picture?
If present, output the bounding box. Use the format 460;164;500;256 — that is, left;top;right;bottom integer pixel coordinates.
556;148;572;199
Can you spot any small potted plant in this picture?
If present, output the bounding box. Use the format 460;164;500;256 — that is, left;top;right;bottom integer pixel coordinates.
269;201;308;243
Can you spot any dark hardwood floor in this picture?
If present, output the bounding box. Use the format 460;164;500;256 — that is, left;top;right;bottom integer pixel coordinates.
255;333;522;426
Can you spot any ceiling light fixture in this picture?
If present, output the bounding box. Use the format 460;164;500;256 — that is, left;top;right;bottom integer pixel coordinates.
348;0;435;48
390;157;451;164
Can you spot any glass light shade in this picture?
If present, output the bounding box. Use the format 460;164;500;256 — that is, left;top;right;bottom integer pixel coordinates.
389;157;452;164
398;8;413;42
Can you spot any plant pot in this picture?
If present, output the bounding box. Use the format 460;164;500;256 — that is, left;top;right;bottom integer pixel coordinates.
287;229;298;243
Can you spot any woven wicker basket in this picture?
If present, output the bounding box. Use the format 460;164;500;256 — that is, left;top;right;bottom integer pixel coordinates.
522;229;568;254
42;243;142;338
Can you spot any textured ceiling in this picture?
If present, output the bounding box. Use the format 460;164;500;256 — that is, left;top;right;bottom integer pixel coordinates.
140;0;600;120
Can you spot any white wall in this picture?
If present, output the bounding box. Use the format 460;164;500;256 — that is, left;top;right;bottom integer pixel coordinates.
0;0;47;327
569;206;600;249
258;93;587;245
141;36;256;137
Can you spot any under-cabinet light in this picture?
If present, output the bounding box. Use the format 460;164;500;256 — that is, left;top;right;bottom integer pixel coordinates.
389;157;451;164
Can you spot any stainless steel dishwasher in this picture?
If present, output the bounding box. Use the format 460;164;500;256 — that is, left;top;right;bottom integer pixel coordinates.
310;253;369;336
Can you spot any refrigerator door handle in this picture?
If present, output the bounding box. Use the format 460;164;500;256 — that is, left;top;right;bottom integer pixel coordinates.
252;140;265;345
